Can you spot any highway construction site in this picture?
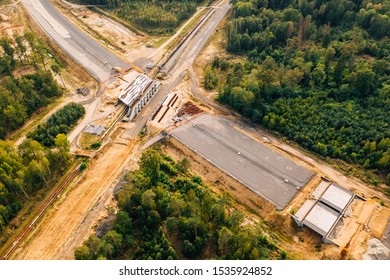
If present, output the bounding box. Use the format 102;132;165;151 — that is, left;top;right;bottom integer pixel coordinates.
1;0;389;261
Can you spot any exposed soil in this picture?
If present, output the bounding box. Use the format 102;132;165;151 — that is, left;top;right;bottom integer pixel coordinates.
11;65;36;78
4;0;389;261
11;128;137;259
71;7;149;63
53;0;159;65
161;138;331;260
147;74;211;137
0;4;25;37
1;3;98;146
326;199;385;259
189;16;390;260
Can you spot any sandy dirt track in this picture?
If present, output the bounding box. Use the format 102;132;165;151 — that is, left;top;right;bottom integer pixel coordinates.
192;21;390;208
12;137;135;260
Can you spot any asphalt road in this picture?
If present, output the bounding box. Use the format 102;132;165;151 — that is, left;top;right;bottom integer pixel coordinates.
172;114;315;210
159;9;215;74
21;0;130;81
127;1;231;138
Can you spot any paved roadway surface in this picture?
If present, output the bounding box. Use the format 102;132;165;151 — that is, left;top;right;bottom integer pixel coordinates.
21;0;130;81
159;9;215;74
172;114;315;210
127;1;231;138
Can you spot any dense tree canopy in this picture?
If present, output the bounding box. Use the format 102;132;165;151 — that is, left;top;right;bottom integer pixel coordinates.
75;149;285;260
0;33;63;139
27;103;85;147
0;32;79;235
0;138;72;234
205;0;390;185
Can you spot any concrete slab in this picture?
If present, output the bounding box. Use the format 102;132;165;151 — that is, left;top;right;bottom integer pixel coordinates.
311;180;330;200
171;114;315;209
303;202;340;237
294;200;316;223
320;183;354;213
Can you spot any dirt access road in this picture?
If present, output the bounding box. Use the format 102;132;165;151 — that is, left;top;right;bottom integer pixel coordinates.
191;34;390;208
10;0;230;259
12;138;135;259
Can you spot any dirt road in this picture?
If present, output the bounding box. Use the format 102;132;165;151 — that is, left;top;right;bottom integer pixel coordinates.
12;137;135;259
191;29;390;207
6;0;231;260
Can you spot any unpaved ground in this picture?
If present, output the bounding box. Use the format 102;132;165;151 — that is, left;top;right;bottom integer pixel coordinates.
188;22;390;259
55;0;162;65
78;9;138;45
0;4;25;37
284;175;322;215
1;2;98;145
71;7;149;63
324;199;390;259
193;14;390;207
149;90;184;129
12;129;137;259
370;206;390;238
161;138;330;260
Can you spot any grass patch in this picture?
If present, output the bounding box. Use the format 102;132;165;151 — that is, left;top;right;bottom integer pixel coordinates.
79;133;101;149
88;6;144;36
148;36;170;48
89;141;102;150
80;160;88;171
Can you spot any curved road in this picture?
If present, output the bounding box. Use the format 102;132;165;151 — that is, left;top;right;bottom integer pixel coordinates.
127;1;231;138
21;0;130;81
7;0;231;260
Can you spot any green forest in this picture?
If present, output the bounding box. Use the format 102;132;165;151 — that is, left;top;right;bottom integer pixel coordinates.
0;136;72;234
0;32;76;237
28;102;85;147
204;0;390;185
0;33;63;139
74;149;286;260
72;0;206;33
